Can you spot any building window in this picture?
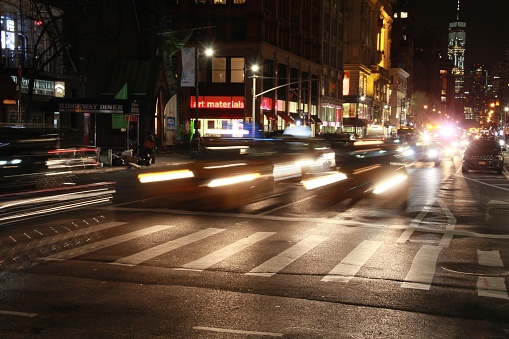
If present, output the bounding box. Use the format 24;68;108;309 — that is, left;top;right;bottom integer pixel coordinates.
212;57;226;83
231;58;244;83
233;0;246;3
214;0;226;4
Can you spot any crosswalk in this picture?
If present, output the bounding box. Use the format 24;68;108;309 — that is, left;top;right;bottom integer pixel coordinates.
35;221;509;300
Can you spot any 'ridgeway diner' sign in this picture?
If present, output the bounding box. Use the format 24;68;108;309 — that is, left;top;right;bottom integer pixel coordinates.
58;103;125;113
50;98;138;114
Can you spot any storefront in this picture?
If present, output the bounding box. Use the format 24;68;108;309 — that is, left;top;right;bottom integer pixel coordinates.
47;98;140;149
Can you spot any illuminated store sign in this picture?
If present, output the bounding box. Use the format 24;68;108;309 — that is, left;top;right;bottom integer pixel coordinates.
190;96;244;109
11;76;55;96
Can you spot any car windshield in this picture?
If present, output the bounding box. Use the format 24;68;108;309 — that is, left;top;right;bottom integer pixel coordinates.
468;140;500;151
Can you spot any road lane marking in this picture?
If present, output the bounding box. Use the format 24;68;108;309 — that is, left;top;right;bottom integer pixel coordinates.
0;310;37;318
246;235;328;277
437;198;456;247
111;228;225;266
42;225;173;261
181;232;275;271
402;245;442;290
322;240;382;283
477;250;508;299
397;198;456;247
396;198;435;244
2;221;127;249
95;207;509;240
457;174;509;191
193;326;283;337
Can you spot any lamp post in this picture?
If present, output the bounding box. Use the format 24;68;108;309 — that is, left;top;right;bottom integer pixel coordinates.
195;48;213;135
251;64;259;138
503;107;509;141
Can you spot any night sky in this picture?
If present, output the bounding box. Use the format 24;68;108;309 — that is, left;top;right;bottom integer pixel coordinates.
415;0;509;71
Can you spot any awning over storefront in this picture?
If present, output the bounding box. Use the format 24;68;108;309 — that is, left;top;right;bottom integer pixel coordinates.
310;115;323;124
263;111;278;120
277;112;295;123
342;117;369;127
290;113;302;122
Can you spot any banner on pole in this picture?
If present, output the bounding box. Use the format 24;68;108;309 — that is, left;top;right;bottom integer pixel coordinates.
181;47;196;87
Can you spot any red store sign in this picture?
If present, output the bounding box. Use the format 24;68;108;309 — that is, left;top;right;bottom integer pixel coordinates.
190;96;244;109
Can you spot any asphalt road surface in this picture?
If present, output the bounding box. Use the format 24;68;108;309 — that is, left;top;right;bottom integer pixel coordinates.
0;152;508;338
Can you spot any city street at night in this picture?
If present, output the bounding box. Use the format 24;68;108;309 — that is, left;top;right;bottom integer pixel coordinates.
0;151;508;337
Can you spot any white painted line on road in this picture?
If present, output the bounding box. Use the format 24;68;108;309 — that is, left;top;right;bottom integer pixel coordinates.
193;326;283;337
477;249;504;267
246;235;328;277
457;174;509;191
396;198;435;244
322;240;382;283
402;245;442;290
95;206;509;240
181;232;276;271
42;225;173;261
0;310;37;318
477;277;508;299
477;250;508;299
111;228;225;266
437;198;456;247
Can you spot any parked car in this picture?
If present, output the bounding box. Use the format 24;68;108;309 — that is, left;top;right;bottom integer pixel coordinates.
462;138;504;174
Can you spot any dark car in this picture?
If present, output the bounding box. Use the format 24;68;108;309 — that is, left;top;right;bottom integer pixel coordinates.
462;138;504;174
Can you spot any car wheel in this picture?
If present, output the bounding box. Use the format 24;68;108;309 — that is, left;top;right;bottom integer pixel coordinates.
461;166;469;173
497;168;503;174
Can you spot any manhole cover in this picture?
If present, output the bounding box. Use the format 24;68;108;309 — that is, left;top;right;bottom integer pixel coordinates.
441;264;509;276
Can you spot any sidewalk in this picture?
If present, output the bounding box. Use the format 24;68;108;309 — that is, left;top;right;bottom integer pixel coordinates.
94;150;194;173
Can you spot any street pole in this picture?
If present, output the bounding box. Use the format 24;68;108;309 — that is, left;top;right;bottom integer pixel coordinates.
251;75;257;138
504;107;508;142
195;48;199;135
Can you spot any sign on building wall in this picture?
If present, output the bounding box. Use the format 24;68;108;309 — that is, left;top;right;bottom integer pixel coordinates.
11;76;56;96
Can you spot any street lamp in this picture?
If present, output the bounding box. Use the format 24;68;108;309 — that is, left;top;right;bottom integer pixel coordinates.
251;64;259;137
195;47;213;135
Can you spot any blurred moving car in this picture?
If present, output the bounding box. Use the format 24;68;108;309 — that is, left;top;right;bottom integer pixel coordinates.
410;142;441;166
462;137;504;174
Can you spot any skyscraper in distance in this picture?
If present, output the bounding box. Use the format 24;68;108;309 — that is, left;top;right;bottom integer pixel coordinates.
448;0;466;100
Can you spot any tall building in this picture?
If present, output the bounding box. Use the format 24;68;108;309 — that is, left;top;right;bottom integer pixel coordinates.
447;0;466;100
342;0;394;135
390;0;414;127
0;0;68;126
165;1;346;138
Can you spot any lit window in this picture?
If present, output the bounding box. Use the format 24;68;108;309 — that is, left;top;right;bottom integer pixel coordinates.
195;0;208;4
214;0;226;4
212;58;226;83
231;58;244;83
234;0;246;3
400;12;408;18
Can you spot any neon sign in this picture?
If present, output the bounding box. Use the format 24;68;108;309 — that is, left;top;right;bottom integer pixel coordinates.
190;96;244;109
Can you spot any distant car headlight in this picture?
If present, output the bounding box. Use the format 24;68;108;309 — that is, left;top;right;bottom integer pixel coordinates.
499;139;506;146
427;149;439;157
